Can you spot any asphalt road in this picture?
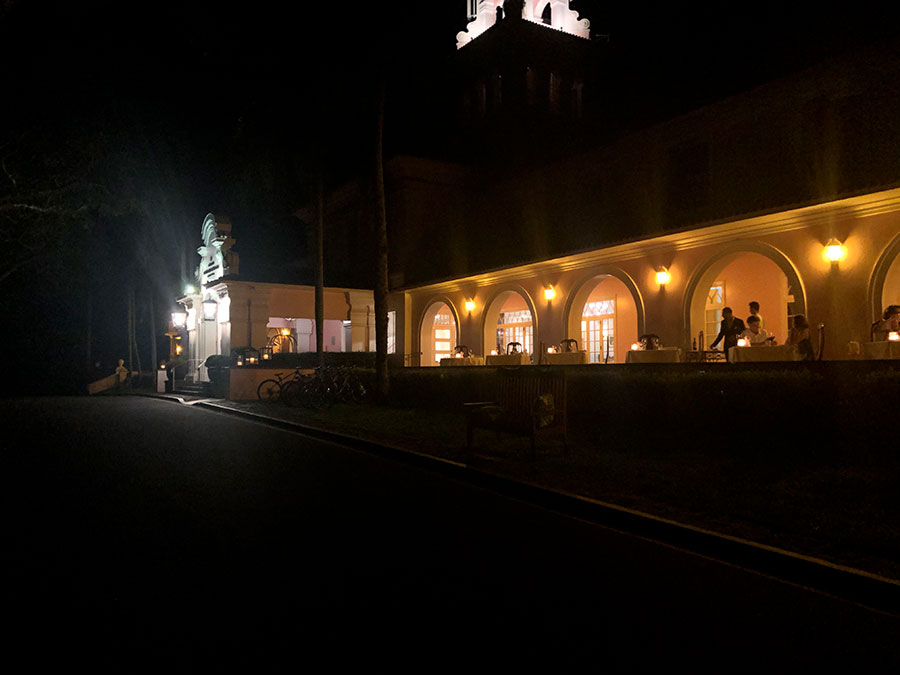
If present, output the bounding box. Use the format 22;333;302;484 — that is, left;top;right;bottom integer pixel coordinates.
4;397;899;670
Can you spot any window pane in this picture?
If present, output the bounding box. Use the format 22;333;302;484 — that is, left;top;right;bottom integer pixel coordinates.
435;329;451;339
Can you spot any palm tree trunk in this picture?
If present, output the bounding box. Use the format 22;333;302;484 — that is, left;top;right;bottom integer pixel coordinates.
373;80;390;401
316;173;325;368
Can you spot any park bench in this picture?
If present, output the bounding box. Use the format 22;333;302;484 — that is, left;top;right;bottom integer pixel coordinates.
464;366;568;459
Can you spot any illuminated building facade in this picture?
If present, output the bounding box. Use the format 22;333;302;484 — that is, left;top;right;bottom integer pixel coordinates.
175;214;375;382
383;6;900;365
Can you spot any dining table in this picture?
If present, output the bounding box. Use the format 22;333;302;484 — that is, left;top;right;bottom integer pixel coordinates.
860;340;900;360
728;344;799;363
439;356;485;367
625;348;682;364
543;351;590;365
485;353;531;366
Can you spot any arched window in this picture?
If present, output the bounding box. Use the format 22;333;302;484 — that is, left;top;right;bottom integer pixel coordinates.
541;3;552;25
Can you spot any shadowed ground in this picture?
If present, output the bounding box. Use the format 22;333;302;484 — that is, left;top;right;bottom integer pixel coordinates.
4;396;899;669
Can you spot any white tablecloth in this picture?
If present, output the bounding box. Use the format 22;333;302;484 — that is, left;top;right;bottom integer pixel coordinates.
728;344;799;363
485;353;531;366
439;356;485;367
543;351;589;365
861;341;900;360
626;348;682;364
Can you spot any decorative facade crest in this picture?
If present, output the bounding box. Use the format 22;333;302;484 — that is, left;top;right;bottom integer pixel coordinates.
456;0;589;49
196;213;239;286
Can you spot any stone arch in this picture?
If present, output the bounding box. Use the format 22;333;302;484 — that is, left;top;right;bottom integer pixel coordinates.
480;283;539;356
417;296;461;367
683;241;807;347
867;231;900;322
564;267;645;362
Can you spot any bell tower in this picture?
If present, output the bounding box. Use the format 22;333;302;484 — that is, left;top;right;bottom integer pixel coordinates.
449;0;594;164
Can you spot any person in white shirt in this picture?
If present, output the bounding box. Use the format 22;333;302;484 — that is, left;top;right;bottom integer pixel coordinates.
740;315;775;345
748;301;764;329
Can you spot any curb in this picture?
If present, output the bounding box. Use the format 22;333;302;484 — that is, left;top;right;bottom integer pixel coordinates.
162;395;900;616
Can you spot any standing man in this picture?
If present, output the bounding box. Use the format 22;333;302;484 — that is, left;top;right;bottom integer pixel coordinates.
710;307;746;355
748;301;764;328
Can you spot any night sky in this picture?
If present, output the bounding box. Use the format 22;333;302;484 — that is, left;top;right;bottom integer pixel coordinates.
0;0;893;392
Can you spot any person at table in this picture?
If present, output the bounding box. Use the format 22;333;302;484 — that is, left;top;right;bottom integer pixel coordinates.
748;301;764;328
709;307;746;354
740;315;775;345
787;314;814;360
872;305;900;341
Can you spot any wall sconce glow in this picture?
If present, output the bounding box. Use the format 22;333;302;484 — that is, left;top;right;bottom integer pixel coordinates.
465;299;476;312
171;311;187;328
184;284;196;295
825;238;846;262
655;266;671;286
281;328;291;336
544;286;556;301
889;331;900;342
202;298;217;321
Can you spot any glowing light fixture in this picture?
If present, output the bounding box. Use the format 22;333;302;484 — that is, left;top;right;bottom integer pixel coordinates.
202;298;217;321
171;311;187;328
490;349;498;355
281;328;291;336
235;354;244;367
631;342;641;351
184;284;196;295
889;331;900;342
261;346;273;361
547;345;557;354
825;238;846;262
465;299;476;312
655;266;671;286
175;344;183;356
544;286;556;301
737;337;749;347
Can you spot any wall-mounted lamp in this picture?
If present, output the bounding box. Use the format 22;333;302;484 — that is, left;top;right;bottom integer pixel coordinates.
825;237;846;263
544;286;556;301
655;266;671;286
464;299;476;312
171;310;187;328
183;284;196;296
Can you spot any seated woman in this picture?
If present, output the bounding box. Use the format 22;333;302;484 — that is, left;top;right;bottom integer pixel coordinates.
871;305;900;341
787;314;814;360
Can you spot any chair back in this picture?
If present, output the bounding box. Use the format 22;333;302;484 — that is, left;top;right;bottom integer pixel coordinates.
506;342;522;355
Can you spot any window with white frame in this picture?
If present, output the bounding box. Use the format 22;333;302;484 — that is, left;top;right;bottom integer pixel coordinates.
387;311;396;355
496;309;533;354
706;282;725;344
433;312;453;362
582;299;615;363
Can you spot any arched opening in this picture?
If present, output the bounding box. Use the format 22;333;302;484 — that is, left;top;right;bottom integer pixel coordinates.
541;2;552;25
687;249;805;347
869;233;900;322
566;274;641;363
483;290;535;357
419;301;458;366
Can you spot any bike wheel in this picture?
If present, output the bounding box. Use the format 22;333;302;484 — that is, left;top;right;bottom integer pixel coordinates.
257;379;282;402
281;381;301;407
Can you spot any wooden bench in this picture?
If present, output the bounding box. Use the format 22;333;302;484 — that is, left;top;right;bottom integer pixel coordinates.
464;367;568;459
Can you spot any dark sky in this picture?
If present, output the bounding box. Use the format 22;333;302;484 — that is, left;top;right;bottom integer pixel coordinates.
0;0;894;389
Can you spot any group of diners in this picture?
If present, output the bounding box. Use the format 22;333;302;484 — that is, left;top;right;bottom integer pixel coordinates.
872;304;900;341
710;300;816;360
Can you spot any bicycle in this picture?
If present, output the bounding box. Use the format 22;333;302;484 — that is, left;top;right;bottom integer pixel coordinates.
256;369;302;403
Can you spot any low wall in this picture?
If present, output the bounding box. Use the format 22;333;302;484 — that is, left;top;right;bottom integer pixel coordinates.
228;367;314;401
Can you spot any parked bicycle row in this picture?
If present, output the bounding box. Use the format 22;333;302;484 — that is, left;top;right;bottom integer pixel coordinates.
257;366;368;408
